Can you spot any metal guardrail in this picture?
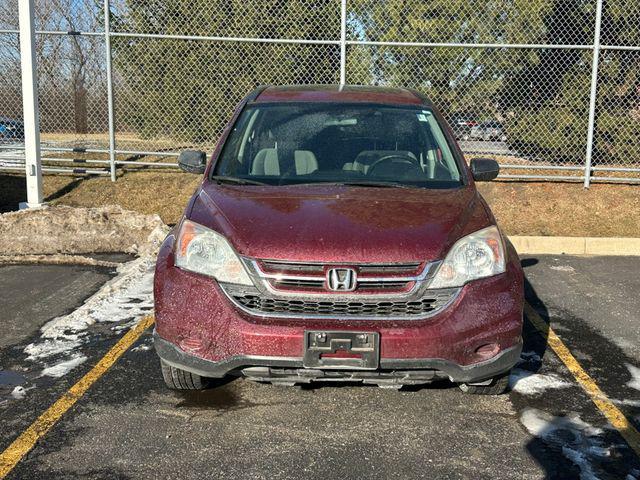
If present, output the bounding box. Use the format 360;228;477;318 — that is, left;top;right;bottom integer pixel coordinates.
1;0;639;187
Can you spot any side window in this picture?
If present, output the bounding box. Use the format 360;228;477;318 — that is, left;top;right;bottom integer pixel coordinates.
237;109;260;167
218;108;258;175
423;112;460;181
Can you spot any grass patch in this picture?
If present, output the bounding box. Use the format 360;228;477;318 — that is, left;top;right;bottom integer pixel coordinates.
476;182;640;237
1;171;639;237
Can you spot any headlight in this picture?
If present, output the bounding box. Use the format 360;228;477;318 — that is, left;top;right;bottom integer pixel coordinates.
175;219;252;285
428;226;505;289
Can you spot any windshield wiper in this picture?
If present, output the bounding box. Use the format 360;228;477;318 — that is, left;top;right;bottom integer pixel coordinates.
306;180;419;189
211;175;268;186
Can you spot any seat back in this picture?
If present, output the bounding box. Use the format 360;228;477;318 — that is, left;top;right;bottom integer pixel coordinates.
251;148;281;175
251;149;318;176
294;150;319;175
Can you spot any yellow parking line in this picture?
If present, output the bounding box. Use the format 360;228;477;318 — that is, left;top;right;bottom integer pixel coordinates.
0;315;155;479
525;302;640;457
3;305;639;476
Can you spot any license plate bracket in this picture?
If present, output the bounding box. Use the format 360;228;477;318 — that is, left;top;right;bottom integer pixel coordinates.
303;331;380;370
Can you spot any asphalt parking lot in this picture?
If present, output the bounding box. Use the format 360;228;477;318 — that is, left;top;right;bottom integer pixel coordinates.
1;255;639;479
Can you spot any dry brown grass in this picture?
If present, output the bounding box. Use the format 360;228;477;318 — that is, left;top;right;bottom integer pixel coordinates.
477;181;640;237
1;171;639;236
41;172;201;224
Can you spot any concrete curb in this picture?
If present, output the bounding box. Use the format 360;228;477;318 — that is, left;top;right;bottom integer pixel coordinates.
0;254;121;268
509;236;640;256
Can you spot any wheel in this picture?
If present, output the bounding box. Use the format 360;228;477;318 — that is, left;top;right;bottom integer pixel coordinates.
458;371;510;395
160;360;210;390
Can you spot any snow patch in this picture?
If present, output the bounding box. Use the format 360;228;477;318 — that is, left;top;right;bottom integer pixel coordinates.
520;408;607;480
11;386;27;400
24;334;84;362
625;364;640;392
550;265;576;273
521;408;603;438
510;369;572;395
131;343;152;352
23;254;154;377
561;447;600;480
612;398;640;408
41;355;87;378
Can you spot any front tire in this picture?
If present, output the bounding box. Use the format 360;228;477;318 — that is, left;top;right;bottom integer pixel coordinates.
458;371;510;395
160;360;210;390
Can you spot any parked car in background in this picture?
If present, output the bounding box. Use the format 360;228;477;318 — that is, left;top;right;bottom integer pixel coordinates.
470;121;507;142
0;117;25;143
154;85;523;395
449;113;478;141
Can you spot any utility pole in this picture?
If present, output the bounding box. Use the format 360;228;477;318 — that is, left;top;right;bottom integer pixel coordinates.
584;0;604;188
19;0;44;208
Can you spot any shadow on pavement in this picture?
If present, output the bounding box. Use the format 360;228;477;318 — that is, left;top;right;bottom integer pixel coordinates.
520;257;640;479
521;257;549;376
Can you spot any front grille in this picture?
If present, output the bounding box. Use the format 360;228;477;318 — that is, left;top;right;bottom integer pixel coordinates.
273;279;325;289
223;285;458;319
261;260;324;274
359;263;421;274
271;279;412;292
253;259;425;295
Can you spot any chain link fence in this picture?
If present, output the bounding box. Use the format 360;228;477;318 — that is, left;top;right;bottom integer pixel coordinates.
1;0;639;184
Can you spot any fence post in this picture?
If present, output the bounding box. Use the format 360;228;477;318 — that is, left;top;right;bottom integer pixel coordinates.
18;0;43;208
584;0;604;188
104;0;117;182
340;0;347;85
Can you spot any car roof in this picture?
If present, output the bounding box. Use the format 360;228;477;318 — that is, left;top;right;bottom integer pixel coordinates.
253;85;427;106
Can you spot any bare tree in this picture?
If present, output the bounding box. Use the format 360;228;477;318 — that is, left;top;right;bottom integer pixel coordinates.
0;0;105;134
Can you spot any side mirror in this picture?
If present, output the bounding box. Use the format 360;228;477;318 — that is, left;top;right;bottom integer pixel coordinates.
470;158;500;182
178;150;207;174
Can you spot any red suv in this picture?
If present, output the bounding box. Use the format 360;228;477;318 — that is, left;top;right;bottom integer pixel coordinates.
153;85;523;395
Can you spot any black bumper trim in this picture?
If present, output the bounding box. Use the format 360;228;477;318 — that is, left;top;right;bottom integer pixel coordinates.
153;331;522;383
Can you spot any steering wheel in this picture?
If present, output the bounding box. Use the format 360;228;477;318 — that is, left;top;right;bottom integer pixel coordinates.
366;154;422;177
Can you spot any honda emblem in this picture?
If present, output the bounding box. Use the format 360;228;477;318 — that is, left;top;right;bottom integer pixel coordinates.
326;268;357;292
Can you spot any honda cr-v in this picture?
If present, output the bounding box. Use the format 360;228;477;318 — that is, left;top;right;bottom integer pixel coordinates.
153;85;523;395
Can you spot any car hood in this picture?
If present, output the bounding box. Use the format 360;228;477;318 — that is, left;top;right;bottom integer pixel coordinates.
189;183;492;263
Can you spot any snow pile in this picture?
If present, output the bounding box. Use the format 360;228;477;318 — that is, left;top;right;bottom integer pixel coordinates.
520;408;608;480
0;204;167;256
24;254;155;377
0;205;168;391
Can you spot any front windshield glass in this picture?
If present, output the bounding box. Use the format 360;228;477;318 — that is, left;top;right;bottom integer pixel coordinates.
214;103;462;188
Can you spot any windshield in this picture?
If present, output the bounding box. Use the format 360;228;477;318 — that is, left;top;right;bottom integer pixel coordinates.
214;103;462;188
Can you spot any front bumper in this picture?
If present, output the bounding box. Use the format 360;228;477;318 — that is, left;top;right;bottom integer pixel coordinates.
153;235;525;384
155;330;522;384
